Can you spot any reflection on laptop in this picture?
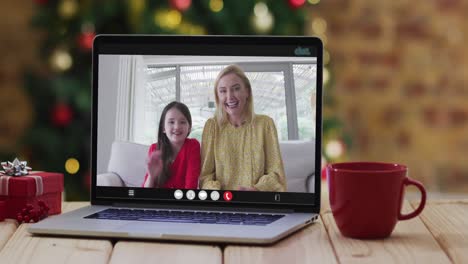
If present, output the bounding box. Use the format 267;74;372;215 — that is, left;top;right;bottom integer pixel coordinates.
29;35;323;244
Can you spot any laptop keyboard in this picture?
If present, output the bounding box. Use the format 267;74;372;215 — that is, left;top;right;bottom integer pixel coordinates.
85;208;285;226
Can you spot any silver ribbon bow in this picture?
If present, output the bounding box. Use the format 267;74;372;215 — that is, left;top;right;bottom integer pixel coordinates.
0;158;32;176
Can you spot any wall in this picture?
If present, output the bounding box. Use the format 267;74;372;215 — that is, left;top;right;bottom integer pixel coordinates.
97;55;119;173
0;1;35;152
310;0;468;192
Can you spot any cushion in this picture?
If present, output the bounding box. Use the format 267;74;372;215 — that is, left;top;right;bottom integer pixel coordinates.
107;141;149;187
279;140;315;192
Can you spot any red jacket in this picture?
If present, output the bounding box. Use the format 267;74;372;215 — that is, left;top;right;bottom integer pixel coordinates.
142;138;200;189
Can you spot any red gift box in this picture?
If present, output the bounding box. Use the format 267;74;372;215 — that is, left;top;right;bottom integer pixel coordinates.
0;172;63;219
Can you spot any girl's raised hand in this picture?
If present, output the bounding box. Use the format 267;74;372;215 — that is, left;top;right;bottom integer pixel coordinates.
147;150;163;178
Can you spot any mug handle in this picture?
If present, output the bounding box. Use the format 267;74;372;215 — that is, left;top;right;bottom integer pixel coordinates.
398;177;427;220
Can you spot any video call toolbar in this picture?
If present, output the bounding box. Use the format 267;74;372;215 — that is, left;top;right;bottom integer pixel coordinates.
173;189;233;202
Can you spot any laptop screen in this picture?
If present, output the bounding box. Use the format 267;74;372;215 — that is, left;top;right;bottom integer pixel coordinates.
92;36;322;210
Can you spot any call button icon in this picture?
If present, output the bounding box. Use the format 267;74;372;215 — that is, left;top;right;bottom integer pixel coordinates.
223;191;233;201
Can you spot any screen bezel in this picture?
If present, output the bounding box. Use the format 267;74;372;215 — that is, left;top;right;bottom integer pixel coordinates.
91;35;323;213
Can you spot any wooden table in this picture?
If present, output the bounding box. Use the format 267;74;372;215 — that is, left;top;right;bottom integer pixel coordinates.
1;194;467;263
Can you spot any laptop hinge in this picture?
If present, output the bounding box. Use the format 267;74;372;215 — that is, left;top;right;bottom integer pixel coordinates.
111;203;295;214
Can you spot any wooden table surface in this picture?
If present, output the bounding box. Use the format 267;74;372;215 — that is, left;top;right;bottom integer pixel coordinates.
1;190;467;263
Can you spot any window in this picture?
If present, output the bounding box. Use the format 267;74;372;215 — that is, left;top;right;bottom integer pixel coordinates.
136;61;316;145
294;64;317;139
180;65;226;141
246;70;288;140
143;67;176;144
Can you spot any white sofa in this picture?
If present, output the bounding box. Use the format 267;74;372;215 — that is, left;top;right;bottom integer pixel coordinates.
97;140;315;192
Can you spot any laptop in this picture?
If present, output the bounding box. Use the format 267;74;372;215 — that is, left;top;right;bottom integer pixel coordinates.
29;35;323;244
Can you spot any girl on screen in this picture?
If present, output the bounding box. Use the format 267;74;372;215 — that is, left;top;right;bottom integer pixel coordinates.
143;101;200;189
200;65;286;192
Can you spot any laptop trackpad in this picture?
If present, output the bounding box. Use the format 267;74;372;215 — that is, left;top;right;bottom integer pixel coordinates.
118;222;191;238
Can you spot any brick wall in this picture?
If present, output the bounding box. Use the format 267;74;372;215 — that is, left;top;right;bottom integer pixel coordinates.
0;1;37;151
309;0;468;192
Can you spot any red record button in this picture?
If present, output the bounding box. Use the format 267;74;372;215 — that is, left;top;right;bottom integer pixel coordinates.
223;191;233;201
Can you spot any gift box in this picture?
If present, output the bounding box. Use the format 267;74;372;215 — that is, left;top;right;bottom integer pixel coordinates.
0;172;63;219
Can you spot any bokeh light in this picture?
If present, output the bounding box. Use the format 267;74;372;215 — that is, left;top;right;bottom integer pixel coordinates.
65;158;80;174
154;9;182;30
49;49;73;72
209;0;223;12
325;140;344;159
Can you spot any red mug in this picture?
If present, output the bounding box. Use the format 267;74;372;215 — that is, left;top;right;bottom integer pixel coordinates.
327;162;426;239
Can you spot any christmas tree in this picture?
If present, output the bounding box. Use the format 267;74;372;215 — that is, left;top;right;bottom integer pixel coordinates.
15;0;346;200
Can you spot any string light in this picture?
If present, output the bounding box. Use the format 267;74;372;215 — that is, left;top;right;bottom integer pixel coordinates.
252;2;274;33
323;67;330;86
190;25;206;35
254;2;268;17
154;9;182;30
58;0;78;19
324;49;330;65
312;17;327;35
170;0;191;12
49;49;73;72
325;140;344;159
65;158;80;174
167;10;182;29
308;0;320;4
209;0;223;12
289;0;306;9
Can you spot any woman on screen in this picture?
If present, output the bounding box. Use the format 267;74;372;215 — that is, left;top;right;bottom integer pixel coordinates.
200;65;286;192
143;101;200;189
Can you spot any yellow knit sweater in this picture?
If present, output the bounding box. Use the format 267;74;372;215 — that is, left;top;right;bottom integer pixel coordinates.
200;115;286;192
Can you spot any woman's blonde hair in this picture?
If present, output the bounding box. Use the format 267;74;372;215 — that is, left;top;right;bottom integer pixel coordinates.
213;65;254;126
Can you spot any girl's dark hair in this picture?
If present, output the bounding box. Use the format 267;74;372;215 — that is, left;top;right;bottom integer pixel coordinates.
156;101;192;187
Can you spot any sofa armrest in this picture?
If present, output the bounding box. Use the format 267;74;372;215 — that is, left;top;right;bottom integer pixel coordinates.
306;173;315;193
107;141;148;187
97;172;125;187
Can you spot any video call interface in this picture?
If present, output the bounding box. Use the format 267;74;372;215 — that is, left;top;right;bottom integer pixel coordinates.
96;52;318;204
